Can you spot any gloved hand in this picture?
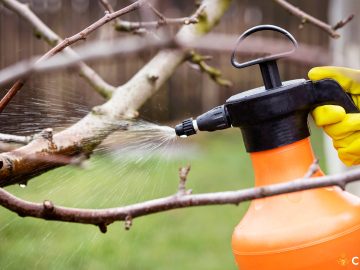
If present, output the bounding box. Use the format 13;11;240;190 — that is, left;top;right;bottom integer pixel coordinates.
309;66;360;166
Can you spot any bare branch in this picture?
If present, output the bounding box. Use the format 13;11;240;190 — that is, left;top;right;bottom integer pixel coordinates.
1;164;360;229
101;1;204;34
273;0;354;38
188;51;232;87
0;79;25;113
177;165;192;196
303;159;319;178
0;0;116;100
332;14;355;31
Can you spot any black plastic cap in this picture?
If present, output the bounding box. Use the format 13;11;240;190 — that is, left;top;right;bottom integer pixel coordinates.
175;118;197;137
196;105;230;132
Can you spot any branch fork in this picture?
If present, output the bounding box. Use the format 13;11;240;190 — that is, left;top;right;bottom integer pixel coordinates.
177;165;192;196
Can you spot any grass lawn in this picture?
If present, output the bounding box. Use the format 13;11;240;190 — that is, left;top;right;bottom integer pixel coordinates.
0;123;325;270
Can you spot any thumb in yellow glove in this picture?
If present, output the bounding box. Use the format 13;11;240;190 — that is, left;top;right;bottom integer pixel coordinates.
309;66;360;166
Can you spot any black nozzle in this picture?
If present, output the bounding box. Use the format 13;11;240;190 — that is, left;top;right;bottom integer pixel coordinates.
196;105;230;132
175;105;231;137
175;118;197;137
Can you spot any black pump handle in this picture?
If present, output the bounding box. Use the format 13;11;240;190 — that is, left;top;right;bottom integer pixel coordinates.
231;25;298;69
313;79;359;113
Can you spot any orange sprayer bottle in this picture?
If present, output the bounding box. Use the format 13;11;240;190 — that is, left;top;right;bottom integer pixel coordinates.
174;25;360;269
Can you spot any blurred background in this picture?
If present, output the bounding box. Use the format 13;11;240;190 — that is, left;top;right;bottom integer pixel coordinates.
0;0;359;269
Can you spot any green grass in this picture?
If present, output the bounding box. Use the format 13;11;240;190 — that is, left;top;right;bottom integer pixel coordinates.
0;124;325;270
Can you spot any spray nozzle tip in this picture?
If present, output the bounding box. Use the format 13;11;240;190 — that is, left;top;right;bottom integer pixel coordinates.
175;118;197;137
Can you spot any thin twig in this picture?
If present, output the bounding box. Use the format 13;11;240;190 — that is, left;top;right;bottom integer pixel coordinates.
114;2;203;33
177;165;192;195
274;0;354;38
188;51;232;87
0;80;25;113
303;159;319;178
333;14;355;31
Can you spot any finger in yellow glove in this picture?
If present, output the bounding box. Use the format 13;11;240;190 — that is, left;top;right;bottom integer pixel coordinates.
309;66;360;166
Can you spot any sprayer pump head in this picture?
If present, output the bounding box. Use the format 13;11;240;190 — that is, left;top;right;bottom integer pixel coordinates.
174;25;359;152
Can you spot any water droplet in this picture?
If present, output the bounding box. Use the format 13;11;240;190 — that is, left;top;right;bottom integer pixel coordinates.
19;183;27;188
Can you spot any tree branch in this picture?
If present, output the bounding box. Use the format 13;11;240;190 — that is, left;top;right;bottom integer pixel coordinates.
0;0;233;187
177;165;192;196
188;51;232;87
1;164;360;232
273;0;354;38
99;0;202;34
0;0;116;99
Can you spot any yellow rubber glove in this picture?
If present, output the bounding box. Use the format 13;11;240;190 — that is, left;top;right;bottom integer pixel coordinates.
309;66;360;166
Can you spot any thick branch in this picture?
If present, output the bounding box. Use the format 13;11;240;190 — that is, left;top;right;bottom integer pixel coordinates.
1;0;116;99
274;0;354;38
1;166;360;229
0;0;232;187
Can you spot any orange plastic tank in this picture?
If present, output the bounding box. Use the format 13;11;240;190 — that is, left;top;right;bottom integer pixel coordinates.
232;138;360;269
